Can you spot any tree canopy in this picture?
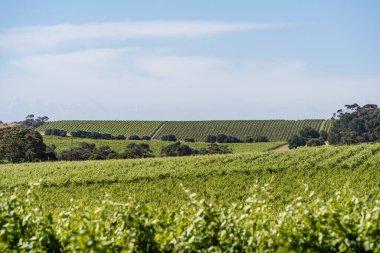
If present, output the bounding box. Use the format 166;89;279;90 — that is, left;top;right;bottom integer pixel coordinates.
328;104;380;144
0;127;47;163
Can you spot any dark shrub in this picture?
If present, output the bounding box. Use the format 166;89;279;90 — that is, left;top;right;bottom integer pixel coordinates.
89;145;119;160
254;136;269;142
184;137;195;142
244;136;254;143
45;128;67;137
299;127;320;139
306;138;325;147
205;135;217;143
161;142;197;157
115;135;126;140
44;144;57;161
128;135;141;140
123;143;153;159
161;134;177;142
71;131;121;140
288;135;306;149
59;142;96;161
319;130;328;142
141;136;151;141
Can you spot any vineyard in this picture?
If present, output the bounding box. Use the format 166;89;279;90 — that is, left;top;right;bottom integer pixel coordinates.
0;143;379;251
38;119;332;141
0;143;378;211
153;120;331;141
43;136;285;156
37;120;164;137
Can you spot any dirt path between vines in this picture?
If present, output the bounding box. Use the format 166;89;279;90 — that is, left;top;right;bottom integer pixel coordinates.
150;121;167;139
273;144;290;151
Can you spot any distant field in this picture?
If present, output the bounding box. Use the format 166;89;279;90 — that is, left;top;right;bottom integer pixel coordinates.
37;120;164;137
154;120;332;141
43;136;285;156
1;143;378;211
38;119;333;141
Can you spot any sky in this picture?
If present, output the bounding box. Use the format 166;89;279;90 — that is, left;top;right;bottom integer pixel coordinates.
0;0;379;121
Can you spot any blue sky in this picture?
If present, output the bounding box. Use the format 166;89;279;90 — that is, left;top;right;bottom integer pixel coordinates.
0;0;379;121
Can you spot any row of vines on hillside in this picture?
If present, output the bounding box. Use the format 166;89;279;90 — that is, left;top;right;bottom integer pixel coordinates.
154;120;332;141
38;120;333;141
37;120;163;137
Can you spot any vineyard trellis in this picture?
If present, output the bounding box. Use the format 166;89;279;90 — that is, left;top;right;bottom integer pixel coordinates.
38;119;333;142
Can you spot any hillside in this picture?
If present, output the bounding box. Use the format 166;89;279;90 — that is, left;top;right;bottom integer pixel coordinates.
43;136;285;156
1;143;378;211
37;120;164;137
37;119;333;141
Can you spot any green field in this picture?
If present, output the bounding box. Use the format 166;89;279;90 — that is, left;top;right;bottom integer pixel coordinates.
153;119;332;141
37;120;164;137
1;142;379;251
43;136;285;156
38;119;333;141
1;143;379;212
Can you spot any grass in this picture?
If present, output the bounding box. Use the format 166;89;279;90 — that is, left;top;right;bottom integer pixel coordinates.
43;135;285;156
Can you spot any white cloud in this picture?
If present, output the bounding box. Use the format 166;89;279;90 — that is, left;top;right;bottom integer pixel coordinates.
0;21;285;52
0;48;378;121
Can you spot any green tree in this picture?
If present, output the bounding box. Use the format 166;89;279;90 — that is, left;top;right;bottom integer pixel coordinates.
0;127;46;163
161;134;177;142
161;142;196;156
288;135;306;149
123;143;153;159
299;127;320;139
19;115;49;129
329;104;380;144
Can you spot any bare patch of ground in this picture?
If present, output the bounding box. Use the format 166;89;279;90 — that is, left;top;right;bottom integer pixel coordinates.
0;122;18;129
273;144;290;151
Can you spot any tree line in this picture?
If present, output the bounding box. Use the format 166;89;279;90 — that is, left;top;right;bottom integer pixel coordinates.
0;127;232;163
287;103;380;148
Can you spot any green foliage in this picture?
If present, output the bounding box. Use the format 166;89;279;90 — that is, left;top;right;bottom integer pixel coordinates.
329;104;380;144
205;134;217;143
43;135;284;157
123;143;154;159
288;135;306;149
0;184;379;252
89;145;119;160
199;143;232;155
45;128;67;137
128;135;141;140
59;142;120;161
37;120;163;137
184;137;195;142
141;136;151;141
71;130;125;140
19;114;49;129
161;142;196;156
0;184;62;252
154;120;331;141
306;138;325;147
38;120;332;142
288;126;324;149
161;134;177;142
0;143;379;211
0;127;47;163
244;136;254;143
320;130;329;141
299;126;320;139
254;135;269;142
